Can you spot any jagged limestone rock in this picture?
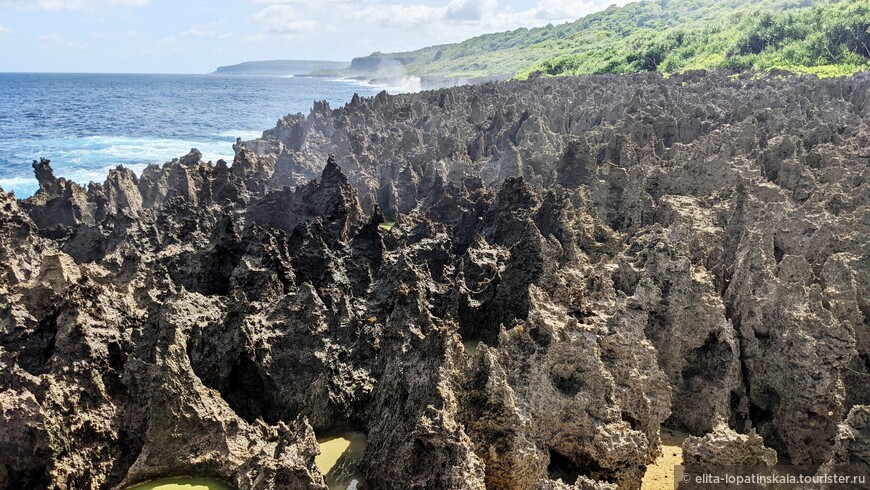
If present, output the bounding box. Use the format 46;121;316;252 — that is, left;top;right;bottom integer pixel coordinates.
817;406;870;490
1;72;869;488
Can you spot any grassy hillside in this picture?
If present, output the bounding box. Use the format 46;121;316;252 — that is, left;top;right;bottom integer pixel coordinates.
352;0;869;79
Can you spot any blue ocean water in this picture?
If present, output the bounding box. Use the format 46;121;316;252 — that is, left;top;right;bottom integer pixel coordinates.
0;73;384;197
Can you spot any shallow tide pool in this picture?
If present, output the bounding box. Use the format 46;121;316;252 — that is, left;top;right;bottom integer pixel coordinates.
316;431;367;490
126;477;234;490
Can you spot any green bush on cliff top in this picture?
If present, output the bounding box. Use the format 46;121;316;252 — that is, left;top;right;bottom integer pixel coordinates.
368;0;869;79
517;0;869;78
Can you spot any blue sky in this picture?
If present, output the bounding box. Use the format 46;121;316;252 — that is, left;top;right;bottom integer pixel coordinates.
0;0;631;74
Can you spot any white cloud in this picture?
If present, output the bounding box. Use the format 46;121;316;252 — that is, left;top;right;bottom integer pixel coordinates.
244;32;266;43
251;0;351;4
181;20;234;39
0;24;11;37
357;4;443;29
355;0;533;39
250;4;320;34
445;0;497;22
156;36;182;51
90;29;142;40
37;33;90;48
1;0;150;10
250;0;488;38
534;0;631;21
213;46;240;56
247;0;632;53
143;36;185;56
182;28;218;37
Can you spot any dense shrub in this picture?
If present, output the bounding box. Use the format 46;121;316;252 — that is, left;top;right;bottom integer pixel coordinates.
368;0;869;79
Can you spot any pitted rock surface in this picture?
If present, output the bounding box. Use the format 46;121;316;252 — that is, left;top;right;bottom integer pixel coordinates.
1;72;869;488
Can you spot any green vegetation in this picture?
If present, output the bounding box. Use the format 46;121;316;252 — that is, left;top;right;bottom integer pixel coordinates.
521;0;870;78
356;0;869;79
379;221;396;231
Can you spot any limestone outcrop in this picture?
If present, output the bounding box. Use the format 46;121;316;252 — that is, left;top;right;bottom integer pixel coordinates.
1;71;869;488
680;426;778;490
817;406;870;489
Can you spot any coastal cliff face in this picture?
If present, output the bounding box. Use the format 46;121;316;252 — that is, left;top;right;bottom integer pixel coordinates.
1;71;869;489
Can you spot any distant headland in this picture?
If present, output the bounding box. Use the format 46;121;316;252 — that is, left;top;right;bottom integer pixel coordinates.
213;60;350;76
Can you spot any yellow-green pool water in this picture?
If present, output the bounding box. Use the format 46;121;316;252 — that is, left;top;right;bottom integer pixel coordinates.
463;339;481;355
316;431;367;490
127;477;233;490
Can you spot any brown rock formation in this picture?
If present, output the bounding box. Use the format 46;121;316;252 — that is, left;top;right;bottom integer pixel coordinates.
1;71;869;488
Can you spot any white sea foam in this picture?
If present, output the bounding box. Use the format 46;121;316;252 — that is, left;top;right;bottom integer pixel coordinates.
216;130;264;141
3;135;238;197
382;76;423;94
330;76;423;95
0;176;40;197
